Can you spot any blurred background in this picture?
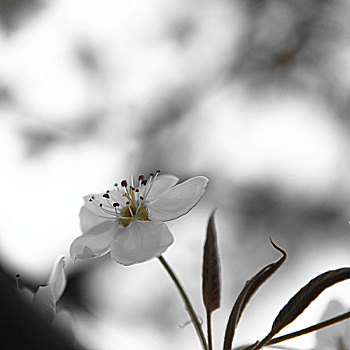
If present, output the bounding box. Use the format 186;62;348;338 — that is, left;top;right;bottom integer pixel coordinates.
1;0;350;349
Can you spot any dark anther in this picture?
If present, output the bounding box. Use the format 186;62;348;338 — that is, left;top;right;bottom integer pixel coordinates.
99;204;103;207
140;196;144;200
106;190;110;193
150;173;154;177
121;180;127;187
142;179;147;186
113;202;119;207
91;196;95;199
126;201;130;205
89;198;93;202
138;175;144;181
156;170;161;173
15;274;20;278
135;189;139;192
103;193;110;199
114;183;118;186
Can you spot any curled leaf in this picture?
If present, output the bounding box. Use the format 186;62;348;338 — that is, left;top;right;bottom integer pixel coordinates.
223;239;287;350
202;210;221;314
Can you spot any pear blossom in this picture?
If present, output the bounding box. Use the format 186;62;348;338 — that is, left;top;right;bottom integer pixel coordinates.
70;172;209;265
16;256;72;335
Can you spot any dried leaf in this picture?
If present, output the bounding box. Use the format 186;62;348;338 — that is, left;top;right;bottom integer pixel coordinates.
202;210;221;314
223;239;287;350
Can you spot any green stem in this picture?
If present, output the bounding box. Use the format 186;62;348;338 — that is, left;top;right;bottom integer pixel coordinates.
266;311;350;347
158;255;208;350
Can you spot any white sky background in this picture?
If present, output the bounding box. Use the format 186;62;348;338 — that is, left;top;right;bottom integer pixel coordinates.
1;0;350;349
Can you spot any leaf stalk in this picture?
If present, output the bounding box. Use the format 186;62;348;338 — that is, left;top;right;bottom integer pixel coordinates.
267;310;350;346
207;312;213;350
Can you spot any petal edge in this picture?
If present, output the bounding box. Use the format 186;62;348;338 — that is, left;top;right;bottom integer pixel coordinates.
110;221;174;265
148;176;209;222
70;220;117;262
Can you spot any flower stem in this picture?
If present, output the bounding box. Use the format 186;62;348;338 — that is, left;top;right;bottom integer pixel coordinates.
266;310;350;347
158;255;208;350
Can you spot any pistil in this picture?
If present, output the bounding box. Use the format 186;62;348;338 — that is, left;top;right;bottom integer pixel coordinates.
87;171;160;227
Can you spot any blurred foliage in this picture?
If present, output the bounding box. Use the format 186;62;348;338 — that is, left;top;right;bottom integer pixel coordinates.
0;0;45;34
234;184;347;238
231;0;350;118
2;0;350;154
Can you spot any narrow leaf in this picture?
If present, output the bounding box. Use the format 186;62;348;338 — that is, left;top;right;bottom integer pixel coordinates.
202;210;221;314
223;239;287;350
203;211;221;350
253;267;350;350
276;268;350;335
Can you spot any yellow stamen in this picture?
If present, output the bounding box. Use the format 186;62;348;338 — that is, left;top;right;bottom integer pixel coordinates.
122;193;132;202
118;201;150;228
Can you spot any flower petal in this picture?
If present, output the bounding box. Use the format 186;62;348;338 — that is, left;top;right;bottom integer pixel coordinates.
53;309;75;341
47;256;66;302
143;174;179;201
80;194;118;234
147;176;209;222
80;206;107;234
109;188;125;202
16;286;35;302
70;220;118;262
32;285;56;322
110;221;174;265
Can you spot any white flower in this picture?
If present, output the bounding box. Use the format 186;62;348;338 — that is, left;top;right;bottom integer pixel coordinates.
17;256;68;323
70;172;209;265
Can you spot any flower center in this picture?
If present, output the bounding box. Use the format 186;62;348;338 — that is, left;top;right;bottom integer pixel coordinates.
118;200;149;228
87;171;160;228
